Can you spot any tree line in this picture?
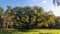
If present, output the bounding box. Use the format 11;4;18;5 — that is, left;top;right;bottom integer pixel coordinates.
0;6;59;31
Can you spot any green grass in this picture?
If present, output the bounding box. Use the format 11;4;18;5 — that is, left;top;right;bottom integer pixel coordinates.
22;29;60;34
0;29;60;34
0;30;12;34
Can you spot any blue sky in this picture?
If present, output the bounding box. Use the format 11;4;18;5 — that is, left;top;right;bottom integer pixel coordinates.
0;0;60;16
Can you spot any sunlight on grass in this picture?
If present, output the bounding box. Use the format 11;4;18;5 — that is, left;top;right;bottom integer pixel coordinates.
0;29;60;34
22;29;60;34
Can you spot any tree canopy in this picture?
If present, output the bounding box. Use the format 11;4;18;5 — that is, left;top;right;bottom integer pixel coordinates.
0;6;58;31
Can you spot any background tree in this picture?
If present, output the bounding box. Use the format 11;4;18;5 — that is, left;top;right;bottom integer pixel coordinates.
0;7;3;28
4;6;14;29
42;11;55;28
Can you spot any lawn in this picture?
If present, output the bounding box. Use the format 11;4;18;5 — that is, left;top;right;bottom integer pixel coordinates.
22;29;60;34
0;29;60;34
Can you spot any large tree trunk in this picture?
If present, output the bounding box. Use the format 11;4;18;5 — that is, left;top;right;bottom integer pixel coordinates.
35;16;38;25
28;14;32;29
33;16;39;28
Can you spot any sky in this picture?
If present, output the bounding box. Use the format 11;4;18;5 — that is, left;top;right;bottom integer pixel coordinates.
0;0;60;16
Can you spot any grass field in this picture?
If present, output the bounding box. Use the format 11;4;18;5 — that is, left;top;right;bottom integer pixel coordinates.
0;29;60;34
21;29;60;34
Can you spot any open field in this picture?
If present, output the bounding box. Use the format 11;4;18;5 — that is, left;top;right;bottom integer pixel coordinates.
0;29;60;34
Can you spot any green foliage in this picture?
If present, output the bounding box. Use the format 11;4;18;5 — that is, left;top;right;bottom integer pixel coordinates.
0;6;56;30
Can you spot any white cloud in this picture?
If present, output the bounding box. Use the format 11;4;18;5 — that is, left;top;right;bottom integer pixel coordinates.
30;0;47;3
42;0;47;4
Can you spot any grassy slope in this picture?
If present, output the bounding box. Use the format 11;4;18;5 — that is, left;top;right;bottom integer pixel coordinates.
0;29;60;34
